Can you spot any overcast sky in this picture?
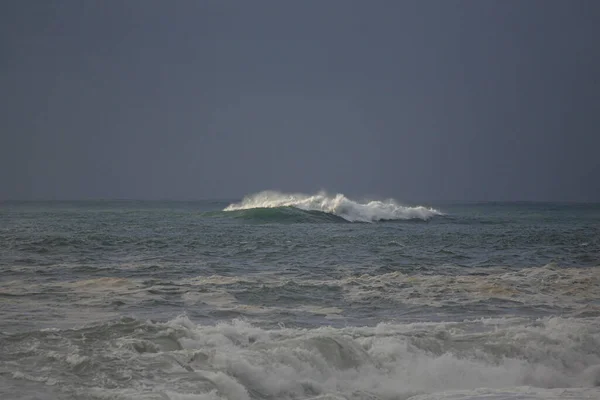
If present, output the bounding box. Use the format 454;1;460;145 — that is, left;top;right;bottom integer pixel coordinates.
1;0;599;202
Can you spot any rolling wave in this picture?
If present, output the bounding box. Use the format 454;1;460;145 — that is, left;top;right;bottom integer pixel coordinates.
226;206;349;223
224;191;442;222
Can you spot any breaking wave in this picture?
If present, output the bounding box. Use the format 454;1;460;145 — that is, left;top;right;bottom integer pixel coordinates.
4;315;600;400
224;191;442;222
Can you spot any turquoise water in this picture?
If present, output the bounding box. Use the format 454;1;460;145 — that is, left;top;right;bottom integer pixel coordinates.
1;196;599;399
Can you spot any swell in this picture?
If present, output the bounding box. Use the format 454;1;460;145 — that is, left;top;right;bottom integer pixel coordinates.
224;191;442;222
223;206;350;223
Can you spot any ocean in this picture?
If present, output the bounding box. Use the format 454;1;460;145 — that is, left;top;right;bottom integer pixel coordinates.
1;192;599;400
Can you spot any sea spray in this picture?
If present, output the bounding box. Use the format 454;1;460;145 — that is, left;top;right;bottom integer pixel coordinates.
224;191;442;222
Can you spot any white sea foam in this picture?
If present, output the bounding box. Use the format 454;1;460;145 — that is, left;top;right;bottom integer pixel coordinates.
224;191;442;222
5;315;600;399
407;387;600;400
132;315;600;399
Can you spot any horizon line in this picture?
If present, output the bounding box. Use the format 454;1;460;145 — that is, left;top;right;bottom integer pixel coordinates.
1;198;598;205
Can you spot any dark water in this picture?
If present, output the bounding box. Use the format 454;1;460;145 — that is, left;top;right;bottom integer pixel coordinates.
1;198;599;400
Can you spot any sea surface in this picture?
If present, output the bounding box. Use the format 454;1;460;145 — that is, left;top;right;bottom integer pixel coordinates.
1;192;600;400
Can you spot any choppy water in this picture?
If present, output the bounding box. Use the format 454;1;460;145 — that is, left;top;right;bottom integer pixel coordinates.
1;194;600;400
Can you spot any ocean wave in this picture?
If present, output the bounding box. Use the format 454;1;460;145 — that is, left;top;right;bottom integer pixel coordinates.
338;264;600;311
4;265;597;332
4;315;600;400
223;206;350;223
224;191;442;222
176;264;600;318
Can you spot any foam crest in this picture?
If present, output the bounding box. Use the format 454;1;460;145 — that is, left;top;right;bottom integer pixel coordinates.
224;191;442;222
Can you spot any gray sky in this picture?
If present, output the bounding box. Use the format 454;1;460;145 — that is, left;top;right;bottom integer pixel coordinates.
1;0;599;202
